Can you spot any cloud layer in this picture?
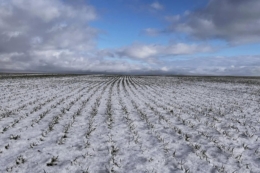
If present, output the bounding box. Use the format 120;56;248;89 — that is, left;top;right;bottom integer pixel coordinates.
116;43;212;59
0;0;216;74
0;0;260;76
160;55;260;76
0;0;99;72
167;0;260;45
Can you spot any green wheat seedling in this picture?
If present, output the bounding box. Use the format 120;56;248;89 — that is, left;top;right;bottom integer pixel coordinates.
46;156;59;166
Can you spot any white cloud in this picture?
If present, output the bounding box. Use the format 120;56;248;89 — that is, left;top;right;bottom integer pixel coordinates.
150;2;163;10
118;44;158;59
2;31;22;39
116;43;213;59
142;28;160;36
165;43;212;55
161;67;168;71
165;15;180;23
0;0;99;72
160;55;260;76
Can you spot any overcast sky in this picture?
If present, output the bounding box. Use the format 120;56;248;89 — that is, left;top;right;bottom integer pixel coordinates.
0;0;260;75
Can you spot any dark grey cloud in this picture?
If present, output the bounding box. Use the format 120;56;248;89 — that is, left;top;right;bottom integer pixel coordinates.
167;0;260;44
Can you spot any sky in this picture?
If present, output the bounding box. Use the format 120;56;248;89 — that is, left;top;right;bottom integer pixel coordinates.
0;0;260;76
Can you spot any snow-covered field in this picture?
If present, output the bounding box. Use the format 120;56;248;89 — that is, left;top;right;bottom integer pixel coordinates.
0;75;260;173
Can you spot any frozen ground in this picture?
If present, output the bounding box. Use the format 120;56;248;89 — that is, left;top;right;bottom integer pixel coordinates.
0;75;260;173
